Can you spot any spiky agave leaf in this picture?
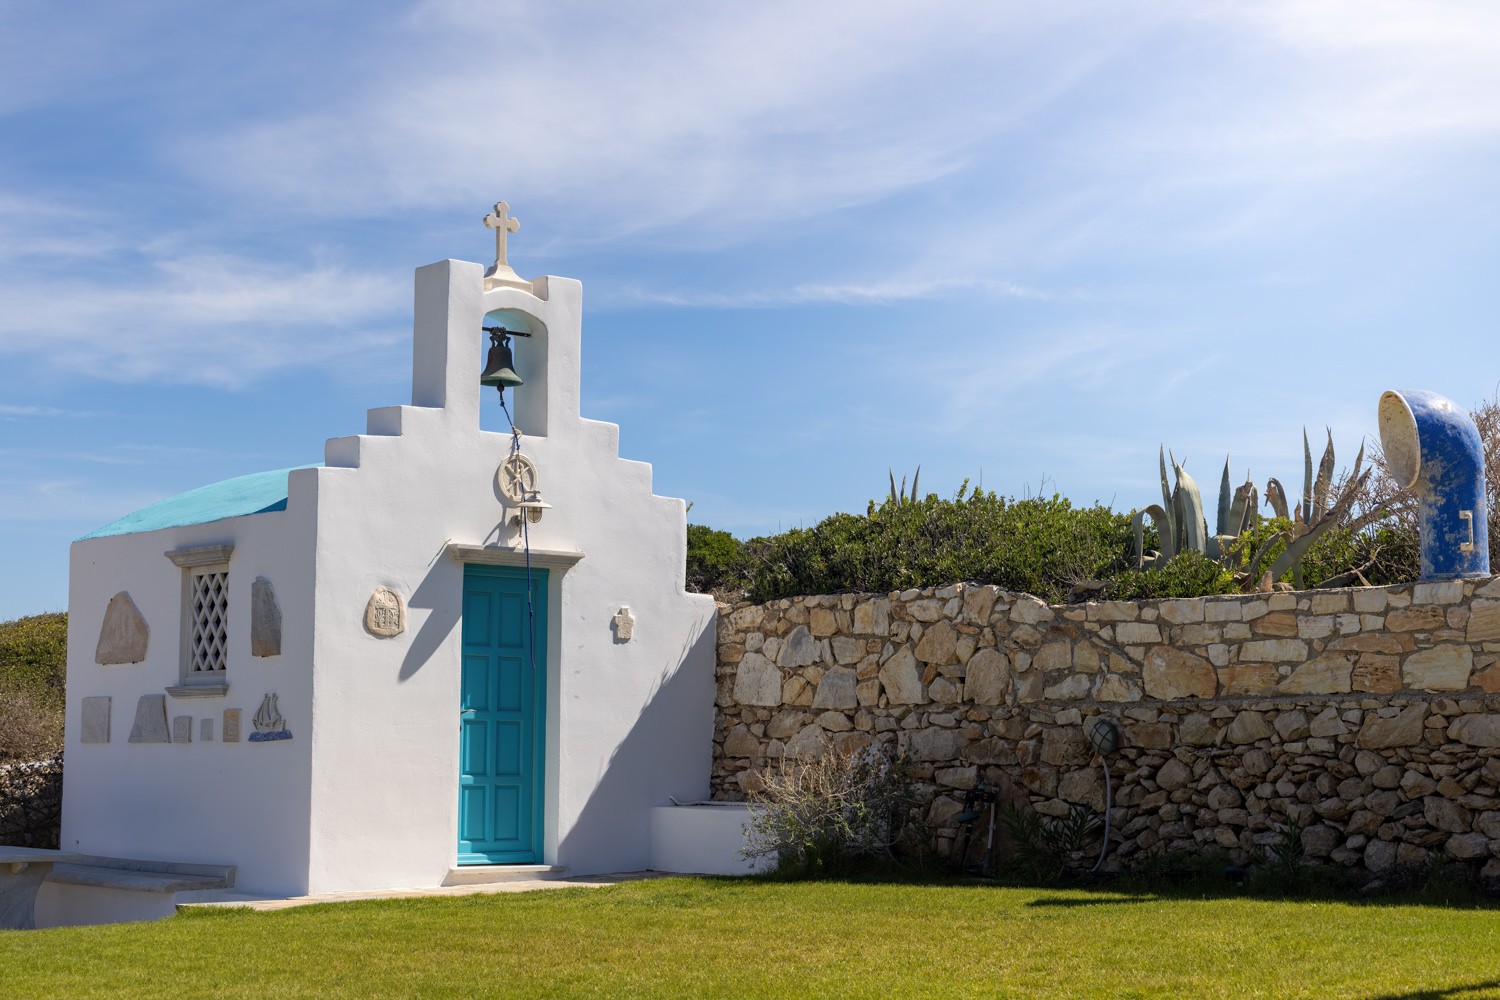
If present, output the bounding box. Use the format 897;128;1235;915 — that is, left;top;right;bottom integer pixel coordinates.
1227;479;1258;536
910;466;920;502
1301;428;1314;527
1171;457;1208;556
1312;428;1336;523
1265;478;1290;521
1132;505;1171;567
889;469;898;504
1212;458;1236;539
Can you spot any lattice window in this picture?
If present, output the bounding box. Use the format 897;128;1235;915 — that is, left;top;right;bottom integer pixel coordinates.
189;570;228;674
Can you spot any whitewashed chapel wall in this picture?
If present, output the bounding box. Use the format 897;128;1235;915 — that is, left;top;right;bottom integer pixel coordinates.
712;580;1500;876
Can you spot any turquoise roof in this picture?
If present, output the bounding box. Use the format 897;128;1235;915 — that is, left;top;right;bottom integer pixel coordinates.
80;466;319;540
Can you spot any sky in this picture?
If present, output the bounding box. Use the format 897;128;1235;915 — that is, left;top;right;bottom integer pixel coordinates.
5;0;1500;619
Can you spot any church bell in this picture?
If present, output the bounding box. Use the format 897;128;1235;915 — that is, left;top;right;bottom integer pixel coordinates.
479;326;524;392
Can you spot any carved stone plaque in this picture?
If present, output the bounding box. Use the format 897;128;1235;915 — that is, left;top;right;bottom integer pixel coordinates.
173;715;193;743
81;696;111;744
96;592;149;664
128;695;170;744
614;606;635;642
223;709;242;743
364;587;406;638
251;577;283;657
200;717;215;742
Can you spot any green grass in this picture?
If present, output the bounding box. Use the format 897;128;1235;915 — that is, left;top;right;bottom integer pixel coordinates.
4;878;1500;998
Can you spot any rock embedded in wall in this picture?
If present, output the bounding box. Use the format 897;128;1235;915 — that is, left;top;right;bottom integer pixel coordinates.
127;695;170;744
173;716;193;743
364;587;406;638
80;696;111;744
251;577;283;657
95;592;149;665
222;709;242;743
613;606;635;642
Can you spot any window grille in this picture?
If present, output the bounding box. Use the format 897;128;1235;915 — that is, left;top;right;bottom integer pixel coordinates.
189;570;229;674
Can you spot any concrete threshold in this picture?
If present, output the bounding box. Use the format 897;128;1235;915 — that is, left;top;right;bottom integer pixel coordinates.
179;870;673;913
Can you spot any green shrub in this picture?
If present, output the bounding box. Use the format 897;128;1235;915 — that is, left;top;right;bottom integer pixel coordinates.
741;488;1136;603
0;611;67;710
1106;550;1237;600
685;524;746;595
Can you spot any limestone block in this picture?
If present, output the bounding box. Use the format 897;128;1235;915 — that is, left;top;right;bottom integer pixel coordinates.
1278;652;1354;695
851;599;889;637
962;649;1009;705
364;588;406;637
1447;714;1500;748
1251;612;1298;637
927;676;961;704
936;765;979;790
777;626;819;668
880;647;928;705
127;695;170;743
95;592;149;665
1224;711;1274;744
1308;707;1348;738
1386;606;1447;632
723;725;760;757
80;696;111;744
1353;589;1389;614
906;599;945;622
1446;832;1490;860
908;727;966;761
765;711;806;740
173;715;192;743
1011;596;1055;624
1403;645;1473;691
1351;654;1401;694
1043;674;1091;700
784;724;829;758
1468;600;1500;643
1364;839;1398;874
1179;713;1220;746
1356;703;1428;750
1273;710;1310;741
1095;674;1142;703
732;652;783;707
1300;824;1339;858
1220;664;1278;695
831;636;865;665
200;718;215;742
1239;639;1308;662
251;577;283;656
1156;758;1192;791
808;607;838;638
1424;796;1471;833
1115;622;1161;644
1143;648;1216;700
811;666;858;710
961;586;998;625
1033;641;1071;671
613;606;635;642
223;709;242;743
914;621;958;665
1158;598;1204;625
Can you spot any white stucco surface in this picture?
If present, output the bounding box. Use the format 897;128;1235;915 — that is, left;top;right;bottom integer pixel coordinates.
54;258;718;920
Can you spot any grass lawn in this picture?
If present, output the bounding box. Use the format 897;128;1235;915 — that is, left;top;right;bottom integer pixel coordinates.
3;877;1500;998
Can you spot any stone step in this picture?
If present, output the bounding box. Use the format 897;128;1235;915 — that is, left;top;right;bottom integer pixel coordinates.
45;857;235;894
441;864;565;886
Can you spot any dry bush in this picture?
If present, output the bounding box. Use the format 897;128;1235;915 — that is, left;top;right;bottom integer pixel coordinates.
0;689;63;765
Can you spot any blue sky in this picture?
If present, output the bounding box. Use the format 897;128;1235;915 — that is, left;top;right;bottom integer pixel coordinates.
5;1;1500;620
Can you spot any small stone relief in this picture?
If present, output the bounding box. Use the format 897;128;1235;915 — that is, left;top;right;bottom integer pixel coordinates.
95;592;149;664
173;715;193;744
81;697;111;744
613;606;635;642
364;587;406;638
248;693;292;742
223;709;242;743
250;577;283;657
200;718;215;742
128;695;170;744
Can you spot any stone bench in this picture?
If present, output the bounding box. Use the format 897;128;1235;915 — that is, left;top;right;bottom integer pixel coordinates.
0;847;83;929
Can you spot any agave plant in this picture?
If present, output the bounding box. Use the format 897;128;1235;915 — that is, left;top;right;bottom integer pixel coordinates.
1245;429;1386;589
1132;449;1258;568
888;467;921;505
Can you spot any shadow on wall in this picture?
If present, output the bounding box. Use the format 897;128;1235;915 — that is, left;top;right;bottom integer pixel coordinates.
556;608;718;873
398;547;465;683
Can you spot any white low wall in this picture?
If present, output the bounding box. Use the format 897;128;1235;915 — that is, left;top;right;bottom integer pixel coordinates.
649;803;769;875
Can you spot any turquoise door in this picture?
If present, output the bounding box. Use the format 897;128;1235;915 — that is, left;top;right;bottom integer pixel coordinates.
458;565;547;865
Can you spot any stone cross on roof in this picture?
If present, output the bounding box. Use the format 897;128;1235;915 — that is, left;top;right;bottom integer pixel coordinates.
482;201;531;291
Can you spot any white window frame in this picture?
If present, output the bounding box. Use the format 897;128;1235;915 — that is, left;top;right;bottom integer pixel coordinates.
165;544;234;698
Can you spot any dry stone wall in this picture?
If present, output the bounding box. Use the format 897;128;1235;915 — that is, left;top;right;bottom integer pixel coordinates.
712;579;1500;877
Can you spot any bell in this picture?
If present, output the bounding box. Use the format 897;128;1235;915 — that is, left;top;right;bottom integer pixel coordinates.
480;328;523;390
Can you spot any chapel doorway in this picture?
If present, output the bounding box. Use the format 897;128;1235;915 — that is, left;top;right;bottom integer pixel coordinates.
457;564;547;864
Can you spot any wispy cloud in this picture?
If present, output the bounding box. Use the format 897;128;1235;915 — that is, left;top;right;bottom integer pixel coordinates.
0;404;102;418
608;276;1052;310
0;251;406;386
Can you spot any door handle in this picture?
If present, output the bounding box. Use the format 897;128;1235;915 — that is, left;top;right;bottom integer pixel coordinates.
460;709;477;716
1462;510;1476;553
